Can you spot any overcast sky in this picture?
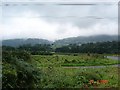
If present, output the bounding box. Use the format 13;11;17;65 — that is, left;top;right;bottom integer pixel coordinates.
0;0;119;41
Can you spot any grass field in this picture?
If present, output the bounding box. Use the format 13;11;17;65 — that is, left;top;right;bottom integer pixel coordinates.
39;67;119;88
32;54;119;67
30;54;119;88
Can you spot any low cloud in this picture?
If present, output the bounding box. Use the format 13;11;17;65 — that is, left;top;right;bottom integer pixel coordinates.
1;14;117;41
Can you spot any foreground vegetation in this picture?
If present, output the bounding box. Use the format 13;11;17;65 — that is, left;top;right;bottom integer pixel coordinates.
2;41;120;88
31;54;119;88
2;50;119;88
38;67;119;88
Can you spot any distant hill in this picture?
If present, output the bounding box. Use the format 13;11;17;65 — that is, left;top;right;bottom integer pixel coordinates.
54;35;119;45
2;35;119;47
2;38;52;47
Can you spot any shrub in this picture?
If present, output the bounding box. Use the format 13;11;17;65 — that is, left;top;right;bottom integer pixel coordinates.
2;50;41;88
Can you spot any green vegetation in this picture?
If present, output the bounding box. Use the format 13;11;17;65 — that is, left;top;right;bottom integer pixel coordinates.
29;63;119;88
2;41;120;88
3;41;120;54
32;54;119;67
3;52;119;88
2;50;41;88
56;41;120;54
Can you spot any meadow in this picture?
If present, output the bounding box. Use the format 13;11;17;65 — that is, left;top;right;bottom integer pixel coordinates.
31;54;119;67
38;67;119;88
30;54;119;88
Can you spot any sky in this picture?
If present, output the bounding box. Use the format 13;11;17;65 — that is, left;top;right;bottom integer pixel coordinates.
0;0;119;41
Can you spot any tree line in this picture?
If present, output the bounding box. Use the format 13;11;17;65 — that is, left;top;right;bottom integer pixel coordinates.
56;41;120;54
2;41;120;54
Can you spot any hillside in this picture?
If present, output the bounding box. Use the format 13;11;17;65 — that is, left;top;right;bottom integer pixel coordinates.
54;35;119;45
2;38;52;47
2;35;119;47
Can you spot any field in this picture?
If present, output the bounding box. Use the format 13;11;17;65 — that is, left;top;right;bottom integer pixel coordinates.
31;54;119;67
38;67;119;88
29;54;119;88
2;49;119;88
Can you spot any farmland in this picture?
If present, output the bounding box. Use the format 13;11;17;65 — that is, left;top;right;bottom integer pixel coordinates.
37;67;119;88
30;54;119;88
31;54;119;67
2;41;120;88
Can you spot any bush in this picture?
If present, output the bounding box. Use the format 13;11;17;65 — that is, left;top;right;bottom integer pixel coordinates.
75;71;102;87
31;51;53;55
12;51;31;61
64;59;69;63
2;50;41;88
2;63;17;88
